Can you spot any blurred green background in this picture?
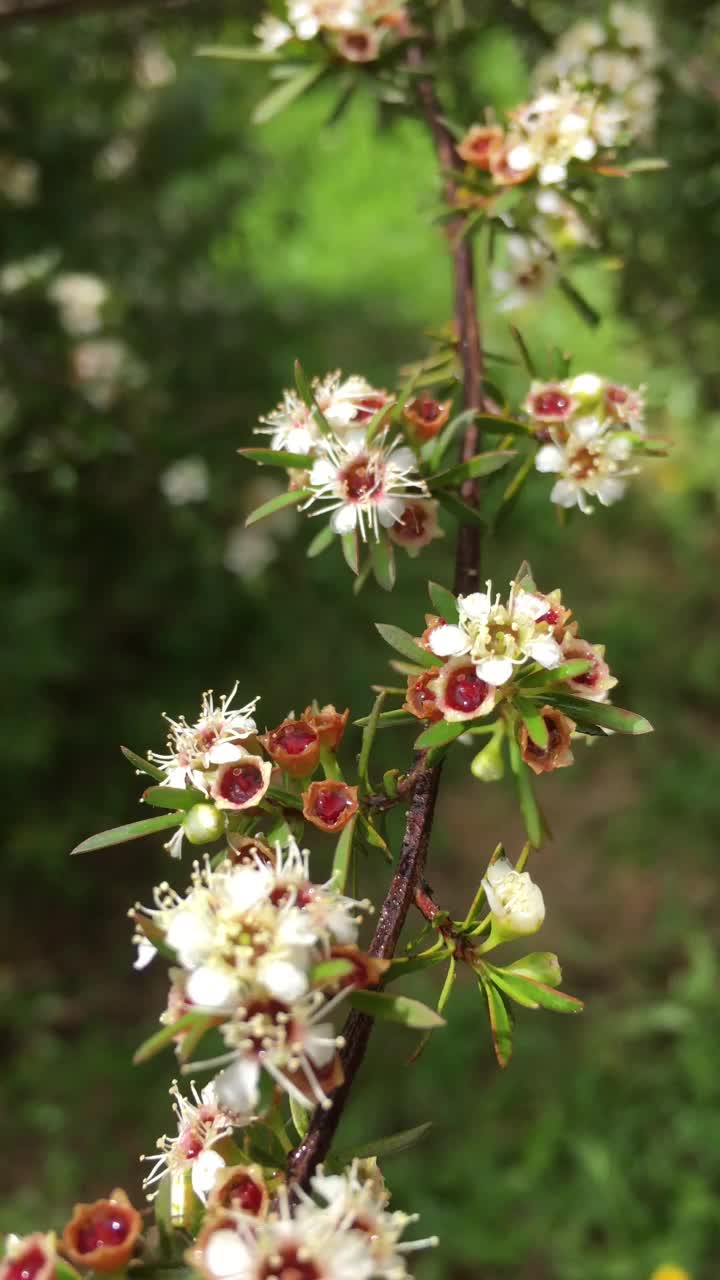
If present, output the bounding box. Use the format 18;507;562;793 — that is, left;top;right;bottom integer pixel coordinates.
2;2;720;1277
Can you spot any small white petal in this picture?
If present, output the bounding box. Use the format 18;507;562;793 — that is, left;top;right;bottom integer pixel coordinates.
208;742;245;764
377;497;405;528
214;1057;260;1116
595;477;626;506
507;143;535;172
257;957;308;1002
527;635;563;669
535;443;564;474
330;504;358;535
226;866;273;912
428;624;467;657
133;938;157;971
572;137;597;161
459;591;491;621
550;478;581;508
569;373;603;397
309;459;335;485
538;162;567;185
476;656;513;686
572;415;604;443
186;966;237;1009
191;1149;226;1201
204;1228;254;1280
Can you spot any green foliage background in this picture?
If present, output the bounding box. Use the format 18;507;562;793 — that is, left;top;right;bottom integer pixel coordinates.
2;3;720;1277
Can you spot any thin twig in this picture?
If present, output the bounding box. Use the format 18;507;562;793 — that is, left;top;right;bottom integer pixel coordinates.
286;48;487;1190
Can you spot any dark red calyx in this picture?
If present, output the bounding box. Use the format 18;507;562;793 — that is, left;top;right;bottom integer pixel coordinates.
313;786;352;827
218;764;263;806
5;1247;48;1280
75;1211;130;1254
219;1173;264;1215
274;722;317;755
531;388;571;419
445;667;489;713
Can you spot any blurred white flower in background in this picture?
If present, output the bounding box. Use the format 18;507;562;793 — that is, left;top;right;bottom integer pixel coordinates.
48;273;108;336
0;154;39;204
134;41;176;89
95;136;138;180
159;457;210;506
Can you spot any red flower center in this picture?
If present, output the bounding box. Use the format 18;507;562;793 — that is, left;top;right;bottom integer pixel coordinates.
353;394;386;421
531;389;572;419
178;1130;205;1160
445;667;489;713
6;1247;48;1280
393;503;427;541
274;722;317;755
606;385;628;405
218;764;264;806
260;1249;321;1280
341;456;380;502
75;1210;130;1255
312;786;353;828
218;1172;265;1215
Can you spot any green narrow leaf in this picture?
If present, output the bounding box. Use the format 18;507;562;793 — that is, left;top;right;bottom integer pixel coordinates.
493;452;535;533
509;325;537;378
331;815;357;892
252;63;325;125
333;1122;433;1165
427;407;478;469
384;951;450;982
518;659;592;688
142;785;206;812
245;487;311;527
290;1092;311;1140
513;697;549;750
481;977;514;1068
349;989;446;1030
558;275;600;328
357;811;392;860
505;952;562;987
358;691;386;791
239;447;314;469
370;536;396;591
492;968;584;1014
197;44;281;62
177;1014;221;1064
311;957;355;986
474;413;532;436
543;694;653;735
427;581;459;623
133;1011;213;1065
341;529;360;575
507;733;544;847
430;450;515;489
414;719;468;750
307;524;335;558
121;746;164;781
294;358;332;435
353;708;415;728
266;786;303;810
436;490;487;529
71;811;184;856
375;624;437;669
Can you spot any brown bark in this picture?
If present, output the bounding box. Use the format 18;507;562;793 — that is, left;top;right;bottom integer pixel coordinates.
286;53;486;1189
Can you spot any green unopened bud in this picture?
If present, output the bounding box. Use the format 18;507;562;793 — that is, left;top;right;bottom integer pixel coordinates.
470;730;505;782
479;855;545;950
183;802;225;846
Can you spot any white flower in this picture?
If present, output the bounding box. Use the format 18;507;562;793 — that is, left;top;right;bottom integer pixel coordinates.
140;1080;236;1201
149;683;259;789
48;273;108;335
482;856;545;939
491;234;558;311
254;14;294;50
535;419;637;514
304;429;427;541
428;580;563;686
159;456;210;506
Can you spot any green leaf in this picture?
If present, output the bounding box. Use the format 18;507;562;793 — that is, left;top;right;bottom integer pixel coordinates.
414;719;468;750
436;489;487;529
507;732;544;847
359;691;386;791
480;977;514;1068
331;815;357;893
307;523;335;558
430;450;515;489
341;529;360;575
375;623;437;669
505;952;562;987
513;697;549;750
290;1092;311;1139
358;812;392;860
266;786;303;810
239;447;313;469
197;44;282;62
349;989;446;1029
370;536;396;591
509;325;537;378
333;1122;433;1165
133;1011;213;1065
384;951;450;982
142;785;206;812
474;412;531;435
427;408;477;469
427;580;459;623
71;811;184;856
121;745;164;781
558;275;600;328
177;1014;221;1064
518;659;592;689
542;694;653;736
245;487;311;527
491;968;584;1015
352;708;415;728
311;956;355;985
252;63;325;125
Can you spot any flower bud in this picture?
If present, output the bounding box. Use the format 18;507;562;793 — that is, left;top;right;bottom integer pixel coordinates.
207;1164;269;1218
470;732;505;782
302;704;350;750
62;1189;142;1273
388;499;443;557
481;856;545;943
302;781;359;833
456;124;505;170
183;803;225;845
1;1235;57;1280
403;668;442;722
211;755;272;810
261;718;321;778
519;707;575;775
429;657;496;722
402;395;452;440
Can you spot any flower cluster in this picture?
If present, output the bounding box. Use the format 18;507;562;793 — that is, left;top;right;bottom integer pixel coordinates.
458;85;626;191
190;1160;436;1280
254;0;412;64
535;4;661;142
254;369;441;552
526;373;647;512
134;837;381;1114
